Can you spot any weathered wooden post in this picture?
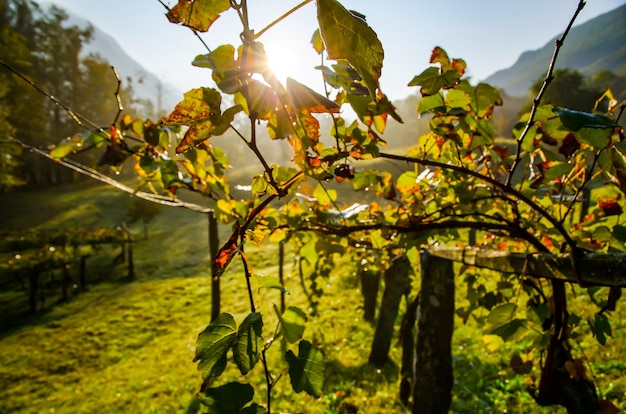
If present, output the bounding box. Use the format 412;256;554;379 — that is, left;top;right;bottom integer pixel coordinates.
413;249;455;414
369;254;410;367
208;211;220;321
359;266;381;323
278;240;285;313
120;223;134;279
28;269;39;314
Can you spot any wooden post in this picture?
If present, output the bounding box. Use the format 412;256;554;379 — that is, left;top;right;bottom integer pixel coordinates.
413;250;454;414
368;254;410;367
359;267;381;323
79;255;88;291
208;211;220;321
120;223;134;279
28;270;39;314
279;241;285;314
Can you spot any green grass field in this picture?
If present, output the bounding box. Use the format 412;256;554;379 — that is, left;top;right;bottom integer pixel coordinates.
0;182;624;413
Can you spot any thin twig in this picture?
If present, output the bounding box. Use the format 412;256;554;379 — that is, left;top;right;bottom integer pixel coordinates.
506;0;587;186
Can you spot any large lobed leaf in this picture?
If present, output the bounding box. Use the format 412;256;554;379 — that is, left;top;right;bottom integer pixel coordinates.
233;312;263;375
285;340;324;398
194;313;238;380
316;0;383;98
197;382;265;413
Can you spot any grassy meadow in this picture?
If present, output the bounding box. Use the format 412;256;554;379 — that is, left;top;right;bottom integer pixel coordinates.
0;181;624;413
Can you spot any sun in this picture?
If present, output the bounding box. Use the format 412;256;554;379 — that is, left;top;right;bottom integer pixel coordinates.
261;38;321;88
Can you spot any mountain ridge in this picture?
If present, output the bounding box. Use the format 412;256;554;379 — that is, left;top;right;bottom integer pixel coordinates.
41;2;182;115
484;4;626;96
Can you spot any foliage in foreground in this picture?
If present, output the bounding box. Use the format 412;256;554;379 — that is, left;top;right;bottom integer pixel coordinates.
2;0;626;413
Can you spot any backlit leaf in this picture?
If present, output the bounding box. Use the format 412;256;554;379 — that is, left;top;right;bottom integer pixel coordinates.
166;0;230;32
193;45;240;94
197;382;255;413
316;0;383;98
274;305;307;344
285;340;324;398
233;313;263;375
286;78;339;114
161;88;242;153
484;303;528;342
194;313;238;379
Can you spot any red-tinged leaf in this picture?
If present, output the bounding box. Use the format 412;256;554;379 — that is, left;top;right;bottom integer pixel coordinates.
558;133;580;159
213;227;241;278
598;198;623;216
166;0;230;32
161;88;242;153
286;78;339;114
493;146;508;158
429;46;450;71
316;0;383;98
451;58;466;76
541;236;555;251
596;399;620;414
298;111;320;141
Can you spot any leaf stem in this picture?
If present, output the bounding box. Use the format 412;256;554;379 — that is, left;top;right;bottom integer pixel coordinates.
255;0;313;39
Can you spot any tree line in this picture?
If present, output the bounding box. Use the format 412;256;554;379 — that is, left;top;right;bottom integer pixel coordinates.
0;0;151;191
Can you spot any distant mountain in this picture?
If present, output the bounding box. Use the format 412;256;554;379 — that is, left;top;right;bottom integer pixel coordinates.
42;3;182;116
484;4;626;97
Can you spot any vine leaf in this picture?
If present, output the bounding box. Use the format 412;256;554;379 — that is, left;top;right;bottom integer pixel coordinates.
160;87;242;153
286;78;340;114
285;340;324;398
194;313;238;381
166;0;230;32
588;313;612;345
274;305;307;344
553;107;620;131
50;130;106;159
233;313;263;375
197;382;258;413
316;0;383;98
484;303;528;342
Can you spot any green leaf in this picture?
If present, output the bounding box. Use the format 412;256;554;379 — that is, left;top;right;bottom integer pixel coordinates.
50;130;106;159
193;45;240;94
313;183;336;206
484;303;528;342
274;305;307;344
252;275;286;292
194;313;237;379
417;93;445;115
316;0;383;98
197;382;255;413
587;313;612;345
408;67;441;96
445;89;471;111
166;0;230;32
575;127;613;149
233;313;263;375
553;107;620;131
285;340;324;398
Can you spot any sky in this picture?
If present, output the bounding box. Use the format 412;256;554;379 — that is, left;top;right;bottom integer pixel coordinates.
45;0;626;101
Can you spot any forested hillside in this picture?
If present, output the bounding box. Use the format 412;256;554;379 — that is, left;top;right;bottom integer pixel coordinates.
0;0;151;191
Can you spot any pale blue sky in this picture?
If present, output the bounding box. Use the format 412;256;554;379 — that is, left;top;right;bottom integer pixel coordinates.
47;0;626;100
